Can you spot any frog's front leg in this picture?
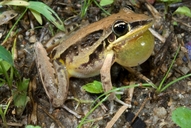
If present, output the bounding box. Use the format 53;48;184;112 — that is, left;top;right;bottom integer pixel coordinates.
35;42;69;108
100;52;132;109
100;52;115;101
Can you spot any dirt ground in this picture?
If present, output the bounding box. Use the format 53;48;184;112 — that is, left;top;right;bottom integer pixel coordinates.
0;0;191;128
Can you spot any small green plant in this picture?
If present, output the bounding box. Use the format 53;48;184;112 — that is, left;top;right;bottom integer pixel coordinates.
0;99;12;128
0;45;14;88
157;0;191;18
173;6;191;18
172;107;191;128
80;0;112;17
82;81;104;94
79;83;151;127
154;46;191;93
0;45;29;127
0;0;64;31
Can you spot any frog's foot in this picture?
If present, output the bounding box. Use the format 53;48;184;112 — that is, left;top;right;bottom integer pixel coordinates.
125;67;154;85
114;98;132;108
109;85;134;114
62;105;81;118
108;95;132;114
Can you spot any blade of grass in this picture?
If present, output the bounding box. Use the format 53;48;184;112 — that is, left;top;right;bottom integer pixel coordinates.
161;73;191;92
78;95;109;128
2;8;27;45
78;83;152;127
93;0;110;16
158;45;180;92
80;0;92;17
0;97;12;128
0;107;7;128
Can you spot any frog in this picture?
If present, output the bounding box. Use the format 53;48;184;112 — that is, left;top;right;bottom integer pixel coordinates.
35;6;154;108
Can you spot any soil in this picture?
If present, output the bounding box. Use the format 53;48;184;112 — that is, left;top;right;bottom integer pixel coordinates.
0;0;191;128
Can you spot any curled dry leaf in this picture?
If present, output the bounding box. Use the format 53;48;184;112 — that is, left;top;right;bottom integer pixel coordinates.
0;10;18;25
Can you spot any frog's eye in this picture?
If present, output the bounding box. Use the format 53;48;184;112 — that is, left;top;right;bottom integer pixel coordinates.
112;21;128;37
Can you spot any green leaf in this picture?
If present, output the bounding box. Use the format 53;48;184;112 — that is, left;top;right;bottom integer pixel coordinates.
173;6;191;18
0;0;29;6
100;0;114;6
172;107;191;128
13;92;29;116
0;45;13;66
0;61;11;74
0;1;64;30
12;78;29;116
27;1;64;31
30;9;42;25
0;78;6;86
13;93;28;107
80;0;92;18
82;81;104;94
172;21;178;26
13;78;29;107
26;125;41;128
18;78;29;91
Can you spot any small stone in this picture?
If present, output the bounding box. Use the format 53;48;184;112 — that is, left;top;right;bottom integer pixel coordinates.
179;66;190;74
187;81;191;86
153;107;167;118
29;35;37;43
25;31;30;36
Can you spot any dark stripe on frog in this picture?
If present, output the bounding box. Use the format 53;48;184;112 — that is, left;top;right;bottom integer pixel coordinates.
81;42;105;67
60;30;103;63
81;33;112;67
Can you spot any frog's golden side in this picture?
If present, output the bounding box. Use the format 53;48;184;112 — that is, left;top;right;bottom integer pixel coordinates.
35;7;154;107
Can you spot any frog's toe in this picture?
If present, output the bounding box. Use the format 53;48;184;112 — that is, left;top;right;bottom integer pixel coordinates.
114;98;132;108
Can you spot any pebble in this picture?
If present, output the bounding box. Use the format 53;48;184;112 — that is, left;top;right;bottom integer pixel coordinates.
153;107;167;118
29;35;37;43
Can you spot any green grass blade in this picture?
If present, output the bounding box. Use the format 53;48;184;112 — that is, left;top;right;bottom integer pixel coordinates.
158;46;180;92
161;73;191;92
93;0;110;16
78;95;108;127
3;8;27;44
